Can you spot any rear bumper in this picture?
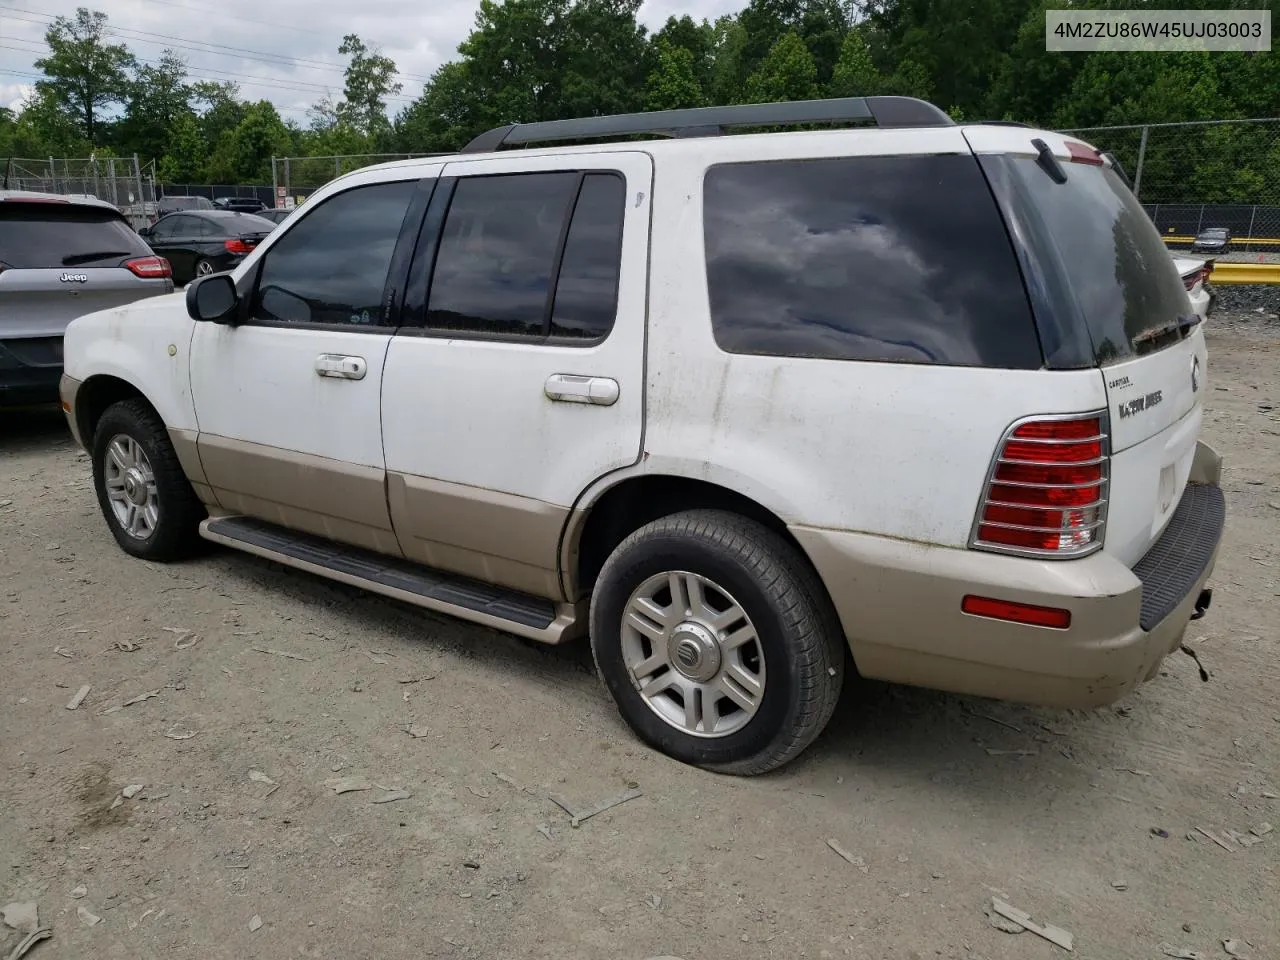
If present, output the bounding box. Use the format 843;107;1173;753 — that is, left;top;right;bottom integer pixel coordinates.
792;441;1226;708
0;337;63;406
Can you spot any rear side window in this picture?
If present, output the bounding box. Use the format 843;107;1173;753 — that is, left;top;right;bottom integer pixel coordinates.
997;157;1193;364
249;180;416;328
702;155;1042;368
0;203;151;269
425;172;626;343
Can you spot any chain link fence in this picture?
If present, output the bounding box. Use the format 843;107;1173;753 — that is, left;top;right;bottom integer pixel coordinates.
1060;118;1280;253
1;156;158;228
271;153;448;208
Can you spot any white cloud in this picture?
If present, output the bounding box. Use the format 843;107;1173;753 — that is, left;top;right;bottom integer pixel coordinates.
0;0;742;125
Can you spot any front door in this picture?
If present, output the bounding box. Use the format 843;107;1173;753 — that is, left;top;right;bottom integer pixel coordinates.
380;151;652;598
189;175;425;554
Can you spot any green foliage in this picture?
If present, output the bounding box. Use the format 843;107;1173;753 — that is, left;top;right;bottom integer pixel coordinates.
744;31;817;104
827;27;879;97
336;35;403;141
645;42;708;111
33;7;135;144
117;52;192;166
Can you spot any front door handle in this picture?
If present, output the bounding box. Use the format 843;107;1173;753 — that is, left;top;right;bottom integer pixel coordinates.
315;354;367;380
545;374;619;406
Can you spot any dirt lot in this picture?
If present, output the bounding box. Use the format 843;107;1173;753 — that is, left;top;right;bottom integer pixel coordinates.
3;315;1279;960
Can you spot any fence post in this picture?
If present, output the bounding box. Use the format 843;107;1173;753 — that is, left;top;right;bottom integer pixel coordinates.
1246;205;1257;252
271;156;278;207
335;156;341;179
1132;124;1150;199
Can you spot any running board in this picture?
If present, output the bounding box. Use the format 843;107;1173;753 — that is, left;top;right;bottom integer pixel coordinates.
200;516;581;644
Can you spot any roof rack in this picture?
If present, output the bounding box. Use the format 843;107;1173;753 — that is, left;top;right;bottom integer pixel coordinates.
981;120;1032;128
461;96;954;154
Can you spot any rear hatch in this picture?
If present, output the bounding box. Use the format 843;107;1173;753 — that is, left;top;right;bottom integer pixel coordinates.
0;199;172;339
967;129;1206;566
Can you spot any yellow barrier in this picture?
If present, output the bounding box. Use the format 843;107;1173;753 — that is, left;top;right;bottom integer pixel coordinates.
1207;262;1280;284
1163;236;1280;246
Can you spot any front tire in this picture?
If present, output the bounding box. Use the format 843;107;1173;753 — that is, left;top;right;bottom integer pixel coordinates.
589;510;845;775
91;398;206;561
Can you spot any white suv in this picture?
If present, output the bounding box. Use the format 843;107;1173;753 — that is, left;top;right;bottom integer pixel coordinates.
60;97;1225;774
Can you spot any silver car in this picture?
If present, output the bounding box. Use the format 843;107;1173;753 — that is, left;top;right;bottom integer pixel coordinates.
1;190;173;406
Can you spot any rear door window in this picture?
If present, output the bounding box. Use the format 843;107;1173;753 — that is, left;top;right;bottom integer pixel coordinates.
702;155;1042;368
0;203;151;269
994;157;1193;364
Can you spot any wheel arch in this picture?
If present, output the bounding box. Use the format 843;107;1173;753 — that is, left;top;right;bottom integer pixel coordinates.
563;472;822;601
74;375;163;448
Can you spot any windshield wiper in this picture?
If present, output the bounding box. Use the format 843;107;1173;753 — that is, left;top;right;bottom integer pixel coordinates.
1131;313;1201;350
62;251;133;265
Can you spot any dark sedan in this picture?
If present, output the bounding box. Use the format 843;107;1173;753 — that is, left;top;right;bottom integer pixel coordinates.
138;210;274;285
259;207;293;227
213;196;268;213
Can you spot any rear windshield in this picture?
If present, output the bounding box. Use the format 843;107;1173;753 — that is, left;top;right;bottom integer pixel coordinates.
702;154;1042;369
999;158;1193;365
0;204;151;269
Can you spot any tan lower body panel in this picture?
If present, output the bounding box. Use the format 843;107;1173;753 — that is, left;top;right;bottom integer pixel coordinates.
791;523;1219;709
199;518;582;644
167;428;218;507
387;472;567;600
197;433;400;555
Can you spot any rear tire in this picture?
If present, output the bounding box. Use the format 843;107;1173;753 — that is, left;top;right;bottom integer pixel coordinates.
589;510;845;775
91;398;206;561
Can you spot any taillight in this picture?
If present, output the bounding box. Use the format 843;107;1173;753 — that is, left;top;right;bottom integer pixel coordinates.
971;414;1108;557
225;238;253;255
125;256;172;279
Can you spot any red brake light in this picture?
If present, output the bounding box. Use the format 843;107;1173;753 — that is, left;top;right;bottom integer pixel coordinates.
962;595;1072;630
972;414;1108;557
125;256;172;279
1065;141;1103;165
225;238;253;255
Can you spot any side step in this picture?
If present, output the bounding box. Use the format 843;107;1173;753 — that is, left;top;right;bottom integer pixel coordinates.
200;516;580;644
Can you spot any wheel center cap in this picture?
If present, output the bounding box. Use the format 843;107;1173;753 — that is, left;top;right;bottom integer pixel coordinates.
123;467;147;505
668;621;721;683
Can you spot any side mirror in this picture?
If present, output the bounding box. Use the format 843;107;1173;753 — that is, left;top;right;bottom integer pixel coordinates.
138;226;151;238
186;273;239;324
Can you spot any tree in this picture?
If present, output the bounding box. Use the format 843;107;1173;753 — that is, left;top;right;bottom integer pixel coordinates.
395;61;481;152
744;31;817;103
192;80;246;150
157;111;206;182
828;28;880;97
207;101;293;183
336;34;402;140
645;42;707;111
652;15;715;90
118;51;192;163
33;7;135;144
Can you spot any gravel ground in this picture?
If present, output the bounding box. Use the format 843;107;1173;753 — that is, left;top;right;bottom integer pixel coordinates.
3;318;1279;960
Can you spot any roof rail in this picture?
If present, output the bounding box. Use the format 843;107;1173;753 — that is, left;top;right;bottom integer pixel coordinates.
981;120;1032;127
461;96;954;153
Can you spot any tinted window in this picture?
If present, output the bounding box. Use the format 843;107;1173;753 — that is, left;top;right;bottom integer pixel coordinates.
1002;158;1192;363
0;204;151;268
703;155;1042;368
550;173;625;340
227;213;275;235
196;218;219;238
250;180;416;328
426;173;580;338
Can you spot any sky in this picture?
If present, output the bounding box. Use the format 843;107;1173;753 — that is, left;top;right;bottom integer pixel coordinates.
0;0;742;123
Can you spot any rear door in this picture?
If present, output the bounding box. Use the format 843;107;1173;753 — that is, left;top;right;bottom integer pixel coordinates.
0;199;164;339
968;129;1206;566
380;151;651;599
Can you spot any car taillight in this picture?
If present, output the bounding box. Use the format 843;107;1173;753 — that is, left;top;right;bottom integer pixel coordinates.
972;414;1108;557
225;238;253;255
125;256;172;279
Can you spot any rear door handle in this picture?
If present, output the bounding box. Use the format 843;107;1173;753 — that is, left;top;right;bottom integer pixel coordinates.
545;374;619;406
315;354;367;380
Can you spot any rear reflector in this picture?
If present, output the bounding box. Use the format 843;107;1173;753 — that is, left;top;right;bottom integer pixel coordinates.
125;256;172;279
962;595;1072;629
972;414;1108;557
